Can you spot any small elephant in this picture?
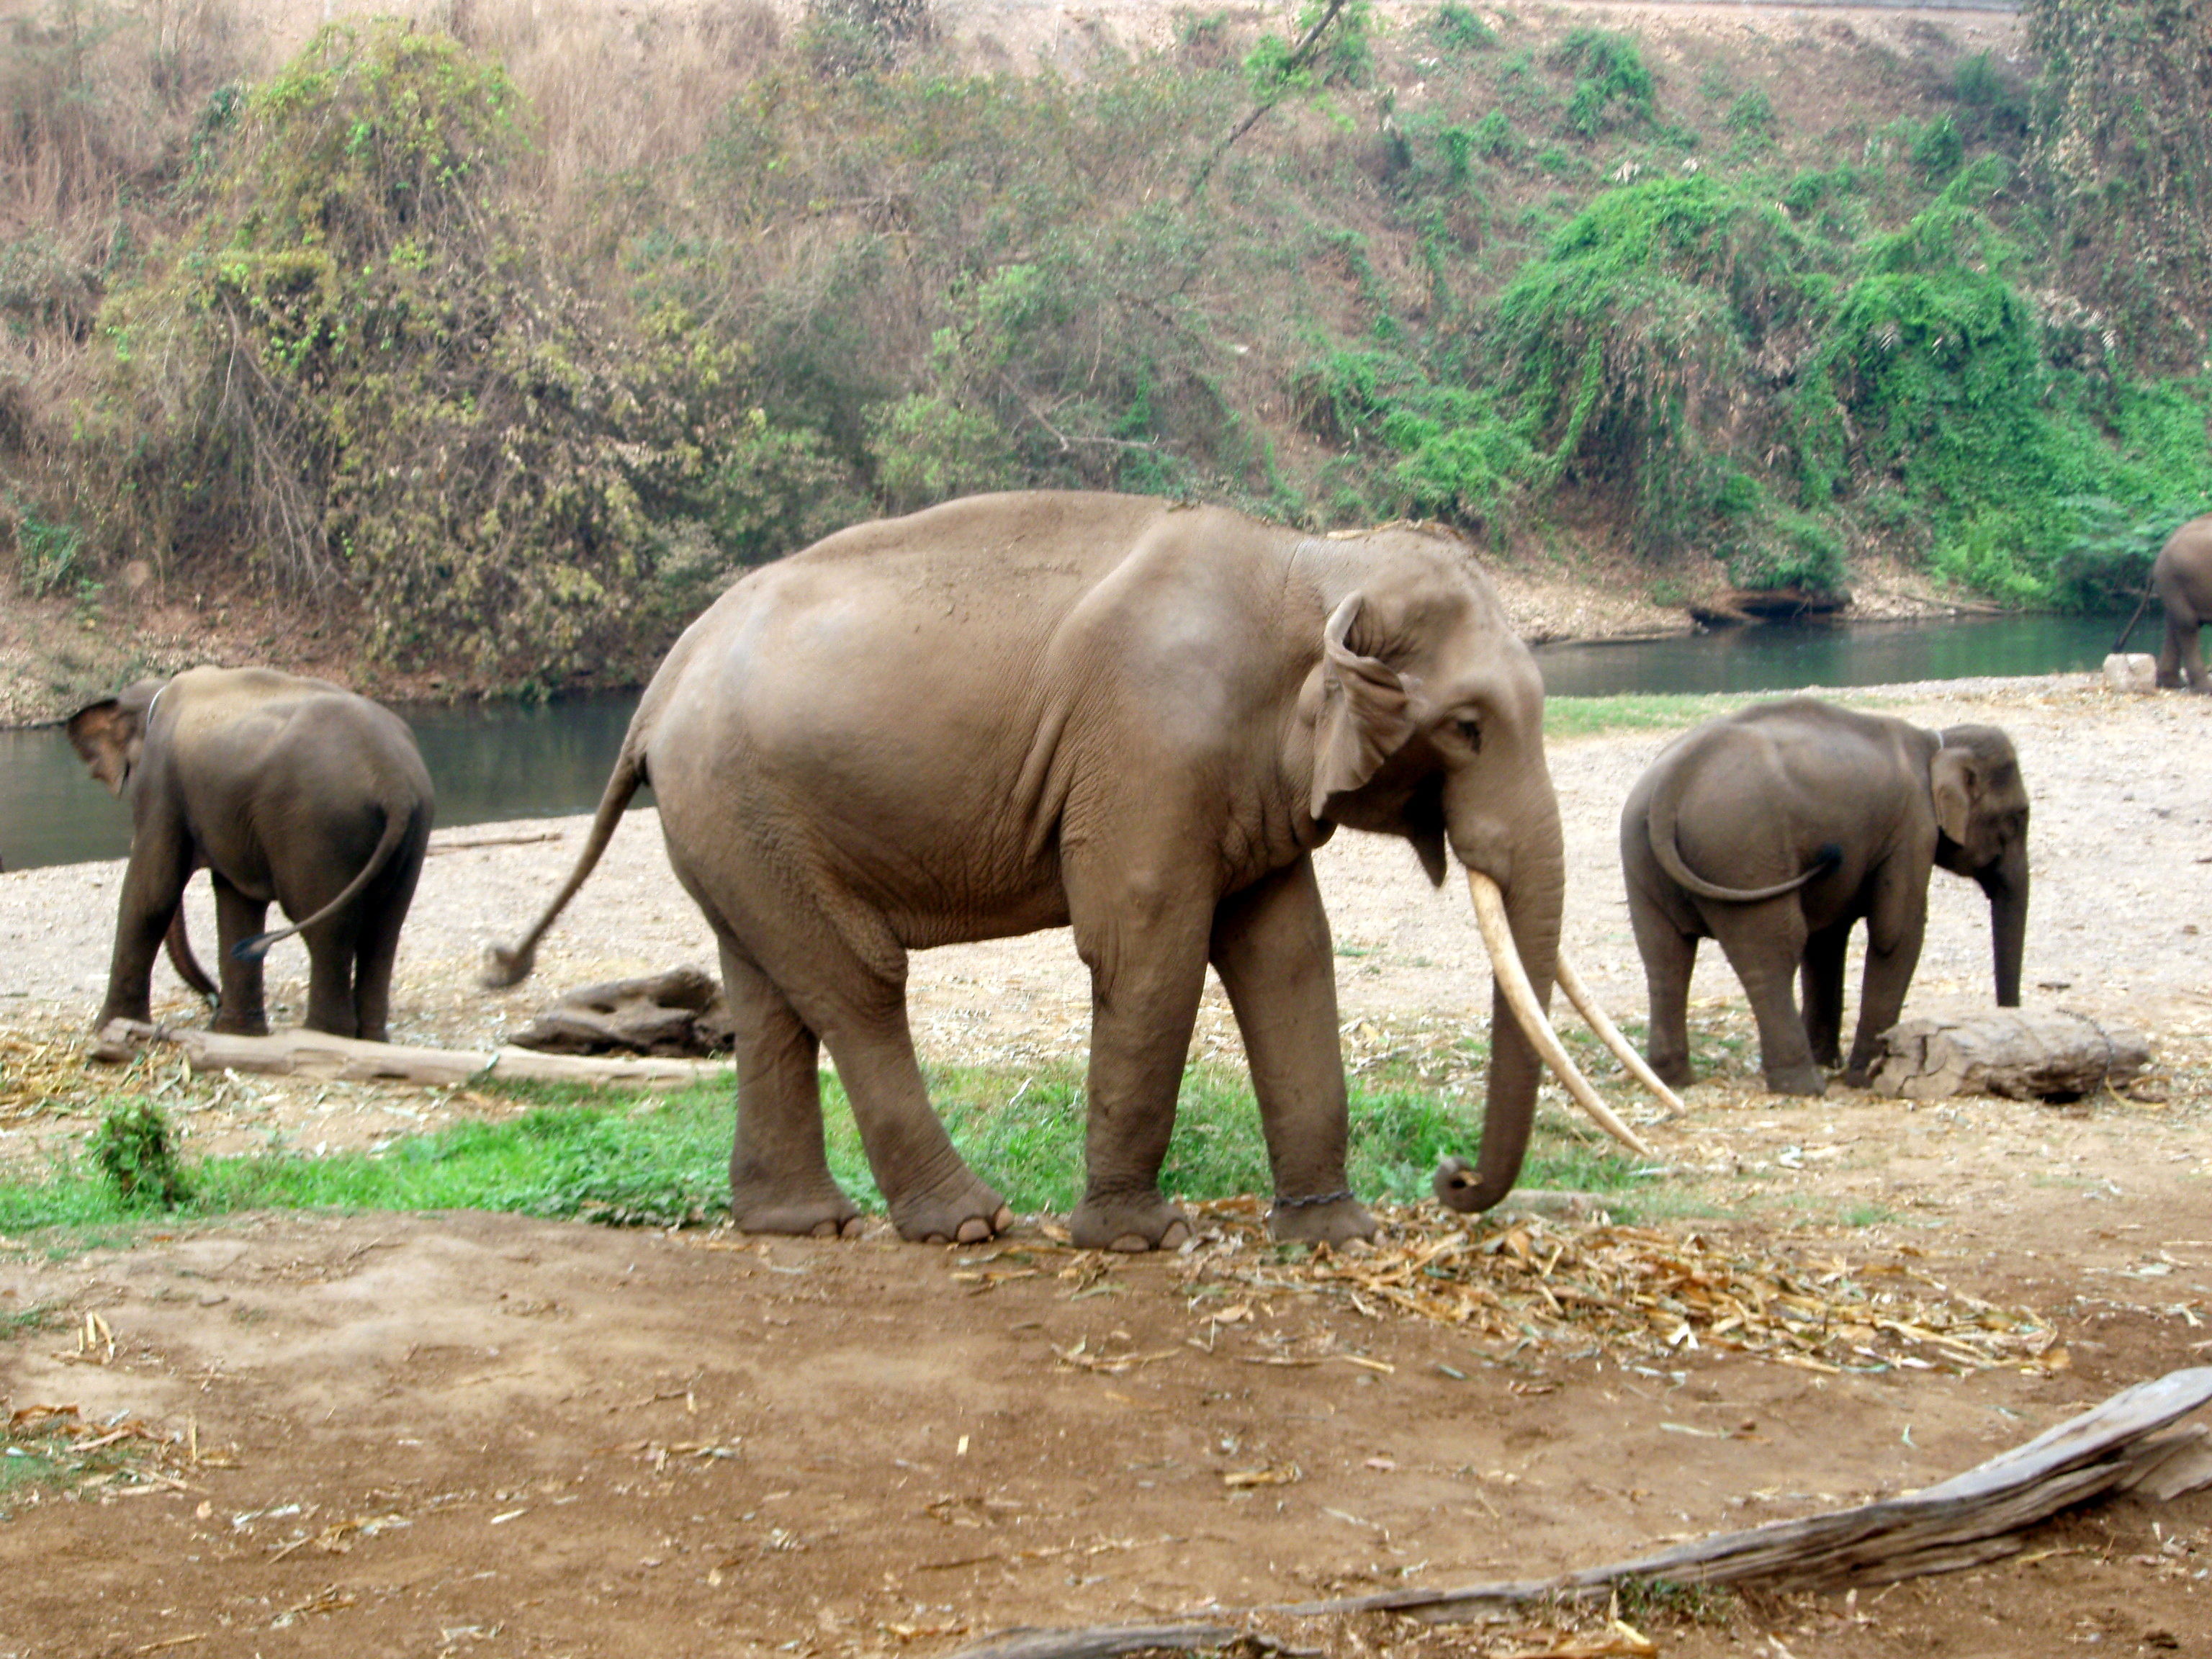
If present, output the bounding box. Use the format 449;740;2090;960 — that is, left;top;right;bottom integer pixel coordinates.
69;666;435;1041
490;491;1652;1251
2154;513;2212;693
1620;697;2028;1096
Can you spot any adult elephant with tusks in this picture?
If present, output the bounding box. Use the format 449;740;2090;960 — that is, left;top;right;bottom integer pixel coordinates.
68;666;435;1042
487;491;1669;1250
1621;698;2029;1097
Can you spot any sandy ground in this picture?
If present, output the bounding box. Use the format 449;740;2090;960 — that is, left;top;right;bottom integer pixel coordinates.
3;675;2212;1658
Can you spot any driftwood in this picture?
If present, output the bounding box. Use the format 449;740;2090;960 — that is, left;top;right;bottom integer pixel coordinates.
90;1019;727;1090
1871;1010;2150;1102
942;1368;2212;1659
508;967;734;1058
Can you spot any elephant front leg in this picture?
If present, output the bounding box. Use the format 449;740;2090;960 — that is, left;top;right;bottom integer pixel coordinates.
1842;873;1928;1087
210;878;272;1036
1210;858;1375;1247
1067;857;1215;1253
96;832;191;1030
1707;900;1825;1095
721;945;865;1241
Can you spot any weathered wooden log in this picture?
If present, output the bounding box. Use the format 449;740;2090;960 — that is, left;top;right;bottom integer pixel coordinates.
90;1018;727;1090
1871;1010;2150;1102
939;1369;2212;1657
508;966;734;1058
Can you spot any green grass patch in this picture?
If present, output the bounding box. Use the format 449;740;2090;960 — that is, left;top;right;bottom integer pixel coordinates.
1543;691;1736;737
0;1058;1646;1235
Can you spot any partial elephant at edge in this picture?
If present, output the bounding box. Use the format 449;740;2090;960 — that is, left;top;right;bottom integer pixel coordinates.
2153;513;2212;694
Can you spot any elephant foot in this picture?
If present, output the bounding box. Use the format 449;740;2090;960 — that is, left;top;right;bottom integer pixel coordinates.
211;1013;271;1038
886;1176;1015;1246
1651;1055;1695;1089
1763;1062;1829;1097
1069;1192;1192;1254
729;1179;865;1241
1267;1192;1377;1247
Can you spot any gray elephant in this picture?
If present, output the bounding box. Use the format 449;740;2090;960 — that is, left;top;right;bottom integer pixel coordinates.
2154;513;2212;693
490;491;1657;1251
1620;698;2029;1096
69;666;434;1041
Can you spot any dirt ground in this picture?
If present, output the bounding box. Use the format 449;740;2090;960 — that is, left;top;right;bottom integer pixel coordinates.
4;675;2211;1658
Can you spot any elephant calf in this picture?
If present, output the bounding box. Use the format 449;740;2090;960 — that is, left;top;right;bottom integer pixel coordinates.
69;666;434;1041
1620;697;2028;1095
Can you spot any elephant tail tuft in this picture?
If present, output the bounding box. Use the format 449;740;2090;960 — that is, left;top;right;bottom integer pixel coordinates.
481;941;538;989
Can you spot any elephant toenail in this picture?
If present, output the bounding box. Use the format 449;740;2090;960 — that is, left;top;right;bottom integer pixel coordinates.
809;1219;840;1238
956;1218;992;1244
1159;1220;1191;1250
1108;1233;1151;1253
992;1206;1015;1233
923;1233;950;1246
839;1216;867;1239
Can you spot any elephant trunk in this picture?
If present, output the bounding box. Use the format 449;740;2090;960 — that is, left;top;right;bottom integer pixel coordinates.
1434;818;1572;1215
1979;847;2029;1008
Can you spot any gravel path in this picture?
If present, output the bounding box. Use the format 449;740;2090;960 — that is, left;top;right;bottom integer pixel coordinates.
4;675;2206;1071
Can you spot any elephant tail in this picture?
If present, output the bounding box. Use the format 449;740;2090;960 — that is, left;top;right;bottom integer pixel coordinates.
481;741;648;989
165;908;217;999
1646;756;1841;903
230;793;426;964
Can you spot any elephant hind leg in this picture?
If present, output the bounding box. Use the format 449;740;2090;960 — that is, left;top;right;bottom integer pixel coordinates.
743;914;1009;1246
1626;886;1699;1089
210;877;272;1037
721;944;866;1240
1705;899;1825;1096
1799;920;1852;1071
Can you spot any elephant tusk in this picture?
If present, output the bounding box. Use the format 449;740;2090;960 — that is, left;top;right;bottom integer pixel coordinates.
1553;949;1686;1117
1466;870;1655;1161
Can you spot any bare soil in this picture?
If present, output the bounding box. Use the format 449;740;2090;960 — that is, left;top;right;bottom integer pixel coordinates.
4;675;2211;1659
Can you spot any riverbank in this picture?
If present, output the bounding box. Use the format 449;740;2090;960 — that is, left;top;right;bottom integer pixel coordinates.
5;673;2204;1154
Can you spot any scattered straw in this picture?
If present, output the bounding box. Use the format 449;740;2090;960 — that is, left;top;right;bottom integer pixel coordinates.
1161;1200;2062;1375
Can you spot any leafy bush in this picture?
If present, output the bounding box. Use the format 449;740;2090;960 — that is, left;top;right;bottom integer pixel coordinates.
1426;3;1496;55
1554;29;1654;137
89;1101;190;1210
87;22;745;687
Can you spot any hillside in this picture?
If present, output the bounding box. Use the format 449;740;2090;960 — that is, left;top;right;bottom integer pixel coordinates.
2;0;2207;714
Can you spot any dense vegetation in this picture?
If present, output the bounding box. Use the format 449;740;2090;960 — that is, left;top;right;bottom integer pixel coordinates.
4;0;2209;691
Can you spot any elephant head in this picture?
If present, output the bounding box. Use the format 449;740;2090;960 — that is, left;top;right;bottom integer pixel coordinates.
1298;532;1650;1213
66;678;166;796
1930;724;2030;1007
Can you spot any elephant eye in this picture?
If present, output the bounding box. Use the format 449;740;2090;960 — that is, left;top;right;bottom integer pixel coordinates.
1454;716;1481;752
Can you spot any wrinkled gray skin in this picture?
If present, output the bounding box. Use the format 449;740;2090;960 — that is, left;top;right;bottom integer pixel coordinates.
69;667;434;1041
1620;698;2029;1096
490;492;1567;1251
2154;513;2212;693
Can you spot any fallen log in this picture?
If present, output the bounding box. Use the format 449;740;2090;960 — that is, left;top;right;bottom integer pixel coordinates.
508;966;734;1058
91;1019;728;1090
939;1367;2212;1658
1871;1010;2151;1102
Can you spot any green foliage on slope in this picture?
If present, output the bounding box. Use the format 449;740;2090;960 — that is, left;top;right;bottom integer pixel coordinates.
4;0;2211;688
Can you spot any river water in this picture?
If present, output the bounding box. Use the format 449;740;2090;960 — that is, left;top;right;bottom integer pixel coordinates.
0;612;2130;872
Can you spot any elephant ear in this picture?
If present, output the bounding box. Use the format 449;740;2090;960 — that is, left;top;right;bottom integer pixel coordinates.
1928;743;1979;844
66;684;156;796
1308;594;1420;818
